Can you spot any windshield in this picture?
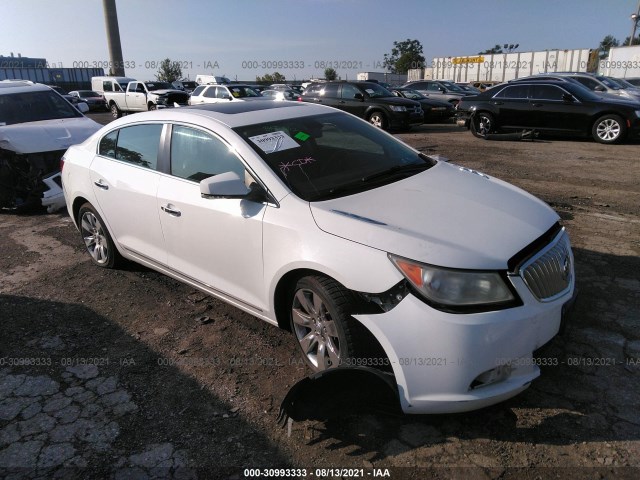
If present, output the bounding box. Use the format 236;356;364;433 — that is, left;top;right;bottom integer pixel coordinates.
397;89;423;99
595;76;621;90
361;83;394;98
145;82;173;91
234;112;435;201
438;81;465;92
228;86;261;98
0;90;83;125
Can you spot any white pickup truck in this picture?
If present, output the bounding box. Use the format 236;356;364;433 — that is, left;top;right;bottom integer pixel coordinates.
91;77;190;118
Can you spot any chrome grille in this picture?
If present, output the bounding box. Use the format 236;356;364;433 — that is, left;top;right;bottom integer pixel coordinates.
520;231;573;302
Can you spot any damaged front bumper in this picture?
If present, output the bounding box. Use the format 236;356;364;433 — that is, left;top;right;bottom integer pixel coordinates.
0;148;66;212
353;274;574;414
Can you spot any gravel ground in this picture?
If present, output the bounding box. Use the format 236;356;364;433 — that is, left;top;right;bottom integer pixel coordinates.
0;114;638;479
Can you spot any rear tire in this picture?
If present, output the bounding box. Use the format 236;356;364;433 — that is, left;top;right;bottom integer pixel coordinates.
148;103;157;111
110;103;122;119
78;203;121;269
592;114;626;144
368;111;388;130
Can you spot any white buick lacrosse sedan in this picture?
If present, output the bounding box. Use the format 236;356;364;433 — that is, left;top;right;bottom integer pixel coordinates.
62;102;575;414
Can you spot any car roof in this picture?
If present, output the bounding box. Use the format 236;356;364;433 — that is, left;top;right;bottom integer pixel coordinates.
106;101;334;129
0;80;54;94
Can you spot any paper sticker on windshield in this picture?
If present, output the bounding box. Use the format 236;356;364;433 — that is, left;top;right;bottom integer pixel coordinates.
365;89;376;94
249;131;300;154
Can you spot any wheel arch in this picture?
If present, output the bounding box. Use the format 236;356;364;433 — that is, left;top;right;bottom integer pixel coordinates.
588;111;628;136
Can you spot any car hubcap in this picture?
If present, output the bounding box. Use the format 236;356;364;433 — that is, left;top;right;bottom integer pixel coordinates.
478;115;491;135
291;289;341;371
597;119;620;141
81;212;109;264
370;115;383;128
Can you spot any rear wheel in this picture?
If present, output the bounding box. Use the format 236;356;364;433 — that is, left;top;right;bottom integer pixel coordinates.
290;276;356;372
592;114;626;144
470;111;495;138
368;111;388;130
78;203;121;268
110;103;122;119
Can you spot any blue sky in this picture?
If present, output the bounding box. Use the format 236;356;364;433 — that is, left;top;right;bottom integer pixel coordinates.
1;0;639;81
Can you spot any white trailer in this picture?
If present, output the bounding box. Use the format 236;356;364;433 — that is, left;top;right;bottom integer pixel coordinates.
356;72;407;84
598;45;640;78
428;49;592;83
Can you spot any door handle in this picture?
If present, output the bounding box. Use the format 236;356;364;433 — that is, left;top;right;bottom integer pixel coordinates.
491;101;503;105
93;180;108;190
161;204;181;217
532;103;543;107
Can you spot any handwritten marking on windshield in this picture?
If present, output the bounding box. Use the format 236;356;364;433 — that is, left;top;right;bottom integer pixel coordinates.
279;157;316;177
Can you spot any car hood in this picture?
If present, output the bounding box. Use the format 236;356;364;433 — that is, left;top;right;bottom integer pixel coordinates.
0;117;101;154
309;162;558;270
148;89;187;95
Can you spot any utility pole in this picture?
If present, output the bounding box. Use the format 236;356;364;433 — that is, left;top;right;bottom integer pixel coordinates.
630;0;640;46
102;0;125;76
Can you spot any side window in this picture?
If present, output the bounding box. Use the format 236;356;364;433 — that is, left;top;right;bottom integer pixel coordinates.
531;85;564;101
114;124;163;170
98;130;118;158
170;125;246;182
341;84;361;99
574;77;599;90
494;85;530;99
192;85;206;96
203;87;217;98
103;81;113;92
426;83;441;92
216;87;230;99
321;84;339;98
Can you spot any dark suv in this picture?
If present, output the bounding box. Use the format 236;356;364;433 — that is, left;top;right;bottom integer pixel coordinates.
301;81;423;130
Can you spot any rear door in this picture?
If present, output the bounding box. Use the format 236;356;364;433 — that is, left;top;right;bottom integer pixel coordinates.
89;123;167;264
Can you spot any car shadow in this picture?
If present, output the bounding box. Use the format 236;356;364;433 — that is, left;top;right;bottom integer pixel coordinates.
0;294;293;477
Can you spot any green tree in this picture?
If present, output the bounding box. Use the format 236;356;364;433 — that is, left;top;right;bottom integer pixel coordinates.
598;35;619;60
383;39;425;74
256;72;286;83
324;68;337;81
623;34;640;46
479;45;504;54
155;58;183;82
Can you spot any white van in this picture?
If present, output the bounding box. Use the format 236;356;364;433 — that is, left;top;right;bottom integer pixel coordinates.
195;75;231;85
91;76;137;94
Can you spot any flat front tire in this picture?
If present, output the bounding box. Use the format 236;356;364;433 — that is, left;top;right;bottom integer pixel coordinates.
78;203;120;268
592;114;626;144
290;276;355;372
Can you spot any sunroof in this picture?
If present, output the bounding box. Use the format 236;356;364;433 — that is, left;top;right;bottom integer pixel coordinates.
186;102;304;115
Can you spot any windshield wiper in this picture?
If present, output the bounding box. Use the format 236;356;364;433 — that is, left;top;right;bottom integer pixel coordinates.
360;161;431;183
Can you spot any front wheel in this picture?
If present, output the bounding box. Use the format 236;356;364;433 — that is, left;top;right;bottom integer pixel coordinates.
148;103;157;111
368;111;388;130
290;276;355;372
592;114;626;144
78;203;121;268
470;111;495;138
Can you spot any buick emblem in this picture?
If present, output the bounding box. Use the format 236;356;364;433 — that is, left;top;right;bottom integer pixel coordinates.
561;256;571;281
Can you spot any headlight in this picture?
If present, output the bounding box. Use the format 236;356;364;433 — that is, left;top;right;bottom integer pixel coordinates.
635;110;640;118
390;105;407;112
389;254;515;307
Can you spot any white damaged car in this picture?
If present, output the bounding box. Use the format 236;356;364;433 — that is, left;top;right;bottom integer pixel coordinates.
62;102;576;414
0;80;101;212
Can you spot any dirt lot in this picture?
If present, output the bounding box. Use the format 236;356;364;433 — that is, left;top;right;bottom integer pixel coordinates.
1;114;639;479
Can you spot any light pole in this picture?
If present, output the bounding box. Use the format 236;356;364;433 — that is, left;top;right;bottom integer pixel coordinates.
630;0;640;46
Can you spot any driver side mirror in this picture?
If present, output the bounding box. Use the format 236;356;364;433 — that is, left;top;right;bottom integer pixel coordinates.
562;93;575;102
354;93;364;101
594;85;605;92
200;171;267;202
